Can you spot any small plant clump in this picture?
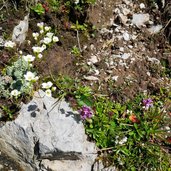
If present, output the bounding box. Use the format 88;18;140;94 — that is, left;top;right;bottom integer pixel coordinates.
52;75;171;170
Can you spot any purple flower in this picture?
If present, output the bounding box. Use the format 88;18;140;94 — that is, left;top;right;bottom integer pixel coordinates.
79;106;93;120
143;98;153;109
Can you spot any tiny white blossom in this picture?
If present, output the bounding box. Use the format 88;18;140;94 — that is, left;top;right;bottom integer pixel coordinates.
44;26;51;31
29;64;33;67
24;71;38;82
4;41;16;48
140;3;145;9
32;46;45;53
43;37;52;44
32;32;39;40
42;81;53;89
38;53;43;59
53;36;59;42
19;50;23;55
46;32;54;38
23;54;35;62
119;137;127;145
45;89;52;97
42;44;46;50
37;22;44;29
75;0;79;4
11;89;20;97
27;40;31;45
40;29;44;34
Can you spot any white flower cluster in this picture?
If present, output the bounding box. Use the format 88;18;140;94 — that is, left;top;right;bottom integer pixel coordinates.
41;81;56;97
7;22;58;98
4;41;16;48
115;136;127;145
32;22;59;59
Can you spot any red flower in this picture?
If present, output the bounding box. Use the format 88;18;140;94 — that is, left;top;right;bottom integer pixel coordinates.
166;137;171;144
129;114;140;123
42;3;49;12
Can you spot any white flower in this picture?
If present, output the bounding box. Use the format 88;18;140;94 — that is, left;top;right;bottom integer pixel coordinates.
11;89;20;97
32;46;45;53
24;71;38;81
53;36;59;42
37;22;44;29
40;29;44;34
38;53;43;59
42;44;46;50
32;32;39;40
45;89;52;97
44;26;51;31
43;37;52;44
42;81;53;89
23;54;35;62
19;50;23;55
4;41;16;48
46;32;54;38
119;137;127;145
140;3;145;9
75;0;79;4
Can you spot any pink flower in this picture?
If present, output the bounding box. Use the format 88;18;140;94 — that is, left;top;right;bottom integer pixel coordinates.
143;98;153;109
79;106;93;120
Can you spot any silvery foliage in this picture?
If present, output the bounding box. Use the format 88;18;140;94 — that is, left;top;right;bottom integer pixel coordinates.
0;58;33;98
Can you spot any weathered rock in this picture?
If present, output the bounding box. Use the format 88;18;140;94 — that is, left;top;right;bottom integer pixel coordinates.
12;14;29;45
132;14;150;27
0;90;97;171
147;25;163;34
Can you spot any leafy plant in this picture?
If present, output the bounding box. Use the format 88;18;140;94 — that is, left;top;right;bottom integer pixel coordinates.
71;46;81;56
31;3;45;15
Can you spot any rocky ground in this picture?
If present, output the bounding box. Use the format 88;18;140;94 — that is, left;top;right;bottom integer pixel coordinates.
0;0;171;170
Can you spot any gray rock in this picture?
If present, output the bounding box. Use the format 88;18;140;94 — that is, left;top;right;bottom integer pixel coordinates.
132;14;150;27
0;90;97;170
12;14;29;45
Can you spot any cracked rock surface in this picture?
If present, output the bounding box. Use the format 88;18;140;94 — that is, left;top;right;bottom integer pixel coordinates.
0;90;97;171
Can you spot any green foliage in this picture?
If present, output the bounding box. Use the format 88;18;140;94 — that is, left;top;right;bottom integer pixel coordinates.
31;3;45;15
71;46;81;56
85;95;171;170
47;0;60;12
71;21;87;31
53;75;171;170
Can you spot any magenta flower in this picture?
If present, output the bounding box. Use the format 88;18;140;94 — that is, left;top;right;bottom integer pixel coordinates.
79;106;93;120
143;98;153;109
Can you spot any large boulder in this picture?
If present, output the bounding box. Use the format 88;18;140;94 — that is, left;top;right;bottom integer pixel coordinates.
0;90;97;171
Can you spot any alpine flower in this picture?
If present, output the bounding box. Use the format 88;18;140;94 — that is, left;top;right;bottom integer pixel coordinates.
45;89;52;97
4;41;16;48
24;71;38;82
23;54;35;62
79;106;93;120
143;98;153;109
42;81;53;89
11;89;20;97
53;36;59;42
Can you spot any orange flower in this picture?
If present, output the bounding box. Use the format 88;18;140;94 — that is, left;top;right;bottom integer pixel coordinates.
129;114;140;123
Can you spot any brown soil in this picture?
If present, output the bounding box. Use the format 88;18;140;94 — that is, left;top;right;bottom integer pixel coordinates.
0;0;170;105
